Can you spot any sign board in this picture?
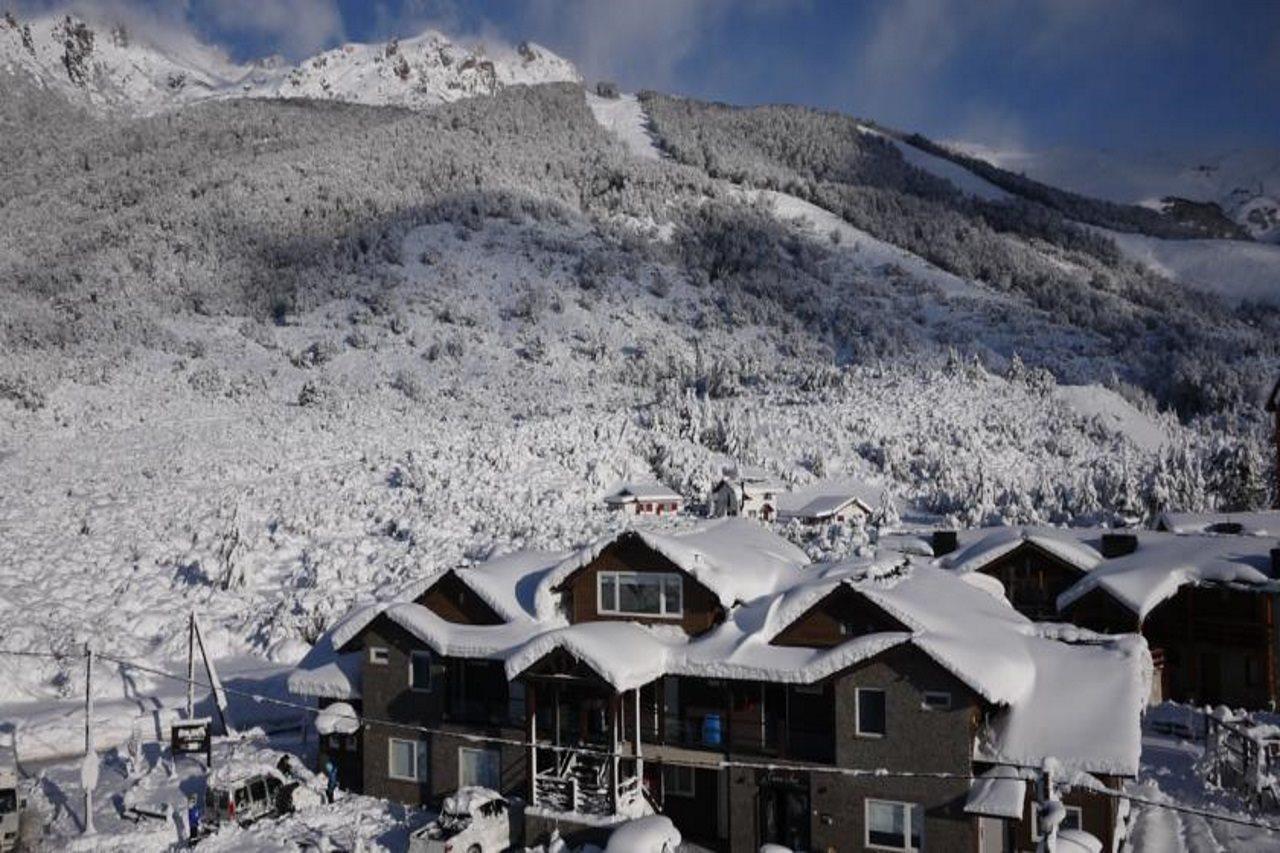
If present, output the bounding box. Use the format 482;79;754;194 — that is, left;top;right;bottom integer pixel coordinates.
171;719;212;763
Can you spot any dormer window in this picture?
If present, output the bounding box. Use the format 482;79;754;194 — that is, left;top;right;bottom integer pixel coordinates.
598;571;683;618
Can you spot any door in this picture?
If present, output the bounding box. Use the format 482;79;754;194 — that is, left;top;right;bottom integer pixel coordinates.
759;778;810;851
979;816;1010;853
1200;652;1222;705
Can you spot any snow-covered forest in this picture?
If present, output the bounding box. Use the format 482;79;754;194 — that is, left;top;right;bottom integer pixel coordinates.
2;57;1278;702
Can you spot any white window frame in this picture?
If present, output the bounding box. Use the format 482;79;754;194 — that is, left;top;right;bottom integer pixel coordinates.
409;650;432;692
597;571;684;618
865;798;922;852
387;738;428;782
1032;803;1083;840
921;690;952;711
458;746;502;790
855;687;887;737
368;646;389;665
662;764;696;798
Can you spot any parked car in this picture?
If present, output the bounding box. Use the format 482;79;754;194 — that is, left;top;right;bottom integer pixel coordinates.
0;749;27;853
200;753;322;834
605;815;681;852
408;787;511;853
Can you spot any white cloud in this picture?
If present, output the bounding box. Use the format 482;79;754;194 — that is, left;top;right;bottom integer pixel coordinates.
194;0;344;58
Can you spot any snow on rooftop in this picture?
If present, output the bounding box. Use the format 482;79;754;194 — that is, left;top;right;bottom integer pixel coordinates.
1057;531;1278;620
1156;510;1280;538
545;518;809;611
603;481;683;503
299;532;1145;776
774;477;887;519
965;765;1031;819
945;526;1104;576
287;635;362;700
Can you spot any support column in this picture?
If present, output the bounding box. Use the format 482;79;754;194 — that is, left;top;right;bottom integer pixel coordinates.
611;695;621;814
529;683;538;808
634;687;643;779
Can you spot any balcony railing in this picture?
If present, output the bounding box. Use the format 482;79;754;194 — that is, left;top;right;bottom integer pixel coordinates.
648;715;833;762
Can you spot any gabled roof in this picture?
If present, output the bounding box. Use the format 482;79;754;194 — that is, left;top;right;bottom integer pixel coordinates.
546;518;810;610
944;526;1104;576
778;493;872;519
603;481;682;504
1057;532;1278;620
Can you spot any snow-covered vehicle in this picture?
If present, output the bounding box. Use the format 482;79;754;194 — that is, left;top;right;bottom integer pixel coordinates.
408;787;511;853
0;749;26;853
200;751;323;833
604;815;681;852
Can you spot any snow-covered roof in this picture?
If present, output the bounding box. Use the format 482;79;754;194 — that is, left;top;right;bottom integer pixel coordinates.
287;635;362;700
1057;532;1279;620
965;765;1031;819
774;477;885;519
945;526;1104;576
604;481;682;504
1156;510;1280;538
298;536;1146;776
547;519;810;610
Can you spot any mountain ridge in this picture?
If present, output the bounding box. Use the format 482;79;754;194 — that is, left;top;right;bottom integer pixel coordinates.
0;9;580;115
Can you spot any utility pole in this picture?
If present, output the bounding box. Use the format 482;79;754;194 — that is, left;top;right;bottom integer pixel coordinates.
81;643;97;836
186;612;195;719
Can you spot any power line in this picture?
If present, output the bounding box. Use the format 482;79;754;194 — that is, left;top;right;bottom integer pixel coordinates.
2;647;1279;835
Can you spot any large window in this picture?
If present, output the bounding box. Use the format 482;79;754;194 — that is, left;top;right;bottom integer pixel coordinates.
598;571;683;618
410;650;432;692
458;747;502;790
865;799;922;851
388;738;429;782
856;688;886;737
662;764;696;798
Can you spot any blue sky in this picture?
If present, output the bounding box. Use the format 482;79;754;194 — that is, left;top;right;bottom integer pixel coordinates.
38;0;1280;152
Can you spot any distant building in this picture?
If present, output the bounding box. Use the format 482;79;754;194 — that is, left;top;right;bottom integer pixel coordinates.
709;467;785;521
603;482;683;516
776;493;873;526
942;526;1280;708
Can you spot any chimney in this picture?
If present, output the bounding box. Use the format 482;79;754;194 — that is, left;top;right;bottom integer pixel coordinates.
931;530;958;557
1271;547;1280;579
1101;532;1139;558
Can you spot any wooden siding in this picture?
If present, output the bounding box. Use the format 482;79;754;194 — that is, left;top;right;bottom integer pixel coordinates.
416;570;503;625
560;535;723;635
772;585;911;648
975;541;1090;621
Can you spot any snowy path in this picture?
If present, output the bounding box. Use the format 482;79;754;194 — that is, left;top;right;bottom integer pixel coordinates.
1126;734;1280;852
586;92;664;161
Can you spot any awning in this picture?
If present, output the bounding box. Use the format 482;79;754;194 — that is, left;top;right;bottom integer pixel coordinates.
315;701;361;736
964;766;1029;820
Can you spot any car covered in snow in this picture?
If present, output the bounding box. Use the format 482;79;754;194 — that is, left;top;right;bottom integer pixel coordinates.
200;751;323;834
0;749;26;853
408;787;511;853
604;815;681;852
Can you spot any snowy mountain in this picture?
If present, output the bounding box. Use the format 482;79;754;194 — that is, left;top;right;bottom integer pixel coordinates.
0;9;579;115
952;141;1280;244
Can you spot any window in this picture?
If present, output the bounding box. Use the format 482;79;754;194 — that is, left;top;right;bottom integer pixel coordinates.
597;572;683;618
856;688;886;736
409;650;432;691
458;747;502;790
388;738;429;781
1033;804;1083;839
662;764;695;798
248;779;267;805
368;646;389;665
865;799;922;851
922;691;952;711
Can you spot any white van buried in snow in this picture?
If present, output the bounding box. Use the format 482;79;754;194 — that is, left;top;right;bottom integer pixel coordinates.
0;749;26;853
408;787;511;853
